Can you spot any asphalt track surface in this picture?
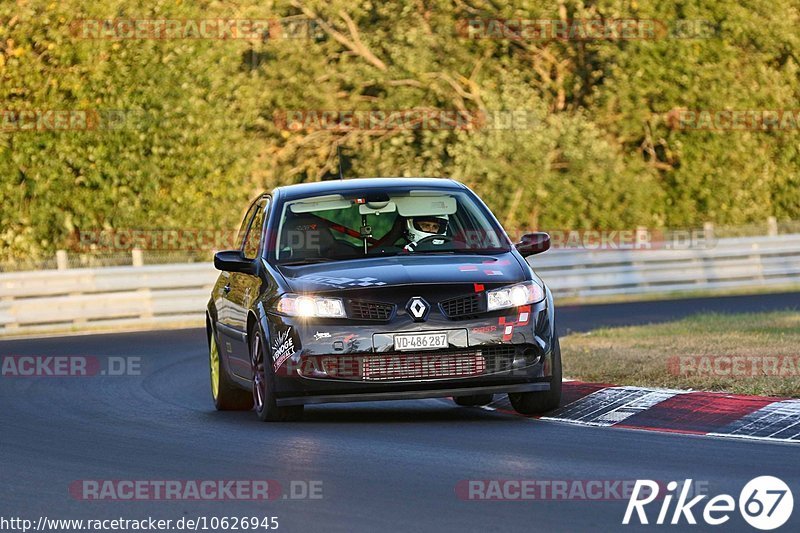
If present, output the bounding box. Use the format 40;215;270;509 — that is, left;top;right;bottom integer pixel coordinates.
1;292;798;532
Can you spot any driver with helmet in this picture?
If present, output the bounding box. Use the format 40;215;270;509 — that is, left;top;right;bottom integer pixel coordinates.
404;215;449;251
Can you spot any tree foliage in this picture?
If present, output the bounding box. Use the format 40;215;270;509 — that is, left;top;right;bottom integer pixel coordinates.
1;0;798;260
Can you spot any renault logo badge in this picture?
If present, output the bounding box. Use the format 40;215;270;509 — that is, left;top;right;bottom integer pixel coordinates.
406;297;430;322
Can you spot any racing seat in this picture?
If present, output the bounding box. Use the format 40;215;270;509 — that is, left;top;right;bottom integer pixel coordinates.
280;215;353;260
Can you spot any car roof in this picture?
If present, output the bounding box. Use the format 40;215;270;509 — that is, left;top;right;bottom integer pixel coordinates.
272;177;465;201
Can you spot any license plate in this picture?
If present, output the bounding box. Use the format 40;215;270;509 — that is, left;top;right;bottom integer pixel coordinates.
393;332;448;351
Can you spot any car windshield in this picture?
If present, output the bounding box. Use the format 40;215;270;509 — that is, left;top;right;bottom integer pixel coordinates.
274;189;510;264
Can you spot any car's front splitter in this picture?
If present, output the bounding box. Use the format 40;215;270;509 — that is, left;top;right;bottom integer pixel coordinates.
275;382;550;406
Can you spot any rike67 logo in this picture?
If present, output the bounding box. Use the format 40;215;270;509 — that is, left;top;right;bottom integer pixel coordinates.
623;477;793;530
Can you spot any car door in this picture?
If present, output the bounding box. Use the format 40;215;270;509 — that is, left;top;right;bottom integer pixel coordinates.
225;197;269;377
216;199;261;377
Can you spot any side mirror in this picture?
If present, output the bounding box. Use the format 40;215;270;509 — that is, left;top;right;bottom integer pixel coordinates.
214;250;259;275
515;232;551;257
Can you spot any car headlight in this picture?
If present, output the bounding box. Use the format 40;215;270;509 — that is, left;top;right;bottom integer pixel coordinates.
276;294;346;318
486;281;544;311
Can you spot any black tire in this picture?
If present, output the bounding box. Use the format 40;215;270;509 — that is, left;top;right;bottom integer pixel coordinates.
453;394;494;407
209;325;254;411
250;326;304;422
508;333;563;415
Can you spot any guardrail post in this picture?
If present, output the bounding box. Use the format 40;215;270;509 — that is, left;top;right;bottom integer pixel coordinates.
632;226;650;290
132;248;144;267
702;222;715;242
56;250;68;270
767;216;778;236
748;242;765;281
635;226;651;250
61;249;86;327
131;248;153;320
697;223;717;288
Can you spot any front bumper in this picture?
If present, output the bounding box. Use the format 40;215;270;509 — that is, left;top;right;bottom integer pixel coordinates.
264;298;555;405
276;382;550;406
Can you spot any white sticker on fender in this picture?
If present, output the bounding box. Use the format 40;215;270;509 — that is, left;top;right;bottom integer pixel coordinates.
272;328;295;364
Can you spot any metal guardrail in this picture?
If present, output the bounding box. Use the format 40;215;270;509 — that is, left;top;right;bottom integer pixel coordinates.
530;234;800;297
1;234;799;336
0;263;217;336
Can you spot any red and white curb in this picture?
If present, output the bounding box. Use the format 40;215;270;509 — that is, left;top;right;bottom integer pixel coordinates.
483;381;800;443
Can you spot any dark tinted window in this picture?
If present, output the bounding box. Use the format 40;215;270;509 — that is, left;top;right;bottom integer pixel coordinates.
243;203;266;259
235;201;259;250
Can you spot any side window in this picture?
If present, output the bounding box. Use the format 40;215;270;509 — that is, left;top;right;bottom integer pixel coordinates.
243;199;268;259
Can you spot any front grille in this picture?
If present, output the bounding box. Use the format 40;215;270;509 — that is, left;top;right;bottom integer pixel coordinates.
349;300;394;320
440;294;482;319
362;351;485;381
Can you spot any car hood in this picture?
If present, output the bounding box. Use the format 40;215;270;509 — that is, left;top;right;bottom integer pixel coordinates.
276;252;528;293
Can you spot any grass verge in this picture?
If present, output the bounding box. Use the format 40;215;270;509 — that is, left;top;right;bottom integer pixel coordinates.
554;283;800;306
560;311;800;397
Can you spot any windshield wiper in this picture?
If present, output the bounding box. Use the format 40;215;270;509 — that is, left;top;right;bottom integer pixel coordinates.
401;249;511;256
279;257;337;266
405;250;458;255
461;249;512;254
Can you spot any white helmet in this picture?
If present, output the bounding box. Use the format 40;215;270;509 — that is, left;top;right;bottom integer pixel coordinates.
406;215;449;243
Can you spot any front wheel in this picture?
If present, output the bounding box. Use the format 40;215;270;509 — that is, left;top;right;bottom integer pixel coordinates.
209;326;253;411
508;333;563;415
250;326;303;422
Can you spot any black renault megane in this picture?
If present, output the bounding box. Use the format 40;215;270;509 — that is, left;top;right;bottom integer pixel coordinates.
206;178;560;421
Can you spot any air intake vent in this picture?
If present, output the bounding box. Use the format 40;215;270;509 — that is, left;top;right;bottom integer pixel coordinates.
439;294;482;319
349;300;394;320
481;345;517;374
